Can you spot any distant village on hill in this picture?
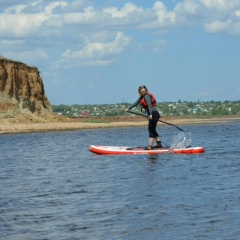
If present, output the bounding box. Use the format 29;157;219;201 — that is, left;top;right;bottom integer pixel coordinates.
52;100;240;118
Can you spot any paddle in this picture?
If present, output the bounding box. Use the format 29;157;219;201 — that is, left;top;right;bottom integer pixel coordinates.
128;110;185;132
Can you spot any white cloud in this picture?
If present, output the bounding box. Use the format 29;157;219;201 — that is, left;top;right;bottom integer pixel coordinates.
0;14;44;37
44;1;68;15
176;1;201;15
204;19;232;33
201;0;240;12
139;1;177;29
173;0;240;34
79;32;130;59
62;7;100;25
173;0;202;25
0;1;70;37
59;31;131;67
60;3;148;29
4;4;26;14
104;2;143;18
2;0;240;39
153;1;176;26
1;0;240;71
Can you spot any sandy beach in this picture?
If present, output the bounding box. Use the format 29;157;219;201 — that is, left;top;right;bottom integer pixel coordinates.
0;115;239;134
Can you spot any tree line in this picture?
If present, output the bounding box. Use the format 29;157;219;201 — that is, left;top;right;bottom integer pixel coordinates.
52;100;240;117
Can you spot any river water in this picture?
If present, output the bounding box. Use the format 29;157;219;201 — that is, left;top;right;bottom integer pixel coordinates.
1;121;240;240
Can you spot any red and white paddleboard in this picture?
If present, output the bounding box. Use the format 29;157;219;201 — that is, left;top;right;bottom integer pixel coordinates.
89;145;205;155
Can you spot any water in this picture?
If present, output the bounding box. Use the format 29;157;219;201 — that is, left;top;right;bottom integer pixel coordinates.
1;122;240;240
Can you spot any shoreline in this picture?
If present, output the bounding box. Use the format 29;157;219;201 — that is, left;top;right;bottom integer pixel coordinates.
0;116;240;134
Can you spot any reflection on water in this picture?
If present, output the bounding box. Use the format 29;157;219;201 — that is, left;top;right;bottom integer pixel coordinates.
1;123;240;240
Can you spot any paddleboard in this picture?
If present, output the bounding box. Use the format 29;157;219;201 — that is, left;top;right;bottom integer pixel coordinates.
89;145;205;155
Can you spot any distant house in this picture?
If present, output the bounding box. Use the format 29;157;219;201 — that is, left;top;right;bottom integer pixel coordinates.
192;108;198;114
73;113;79;117
81;111;88;117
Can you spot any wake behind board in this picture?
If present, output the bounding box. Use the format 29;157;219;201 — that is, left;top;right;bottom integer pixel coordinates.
89;145;205;155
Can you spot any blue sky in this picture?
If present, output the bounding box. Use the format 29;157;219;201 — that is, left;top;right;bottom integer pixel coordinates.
1;0;240;105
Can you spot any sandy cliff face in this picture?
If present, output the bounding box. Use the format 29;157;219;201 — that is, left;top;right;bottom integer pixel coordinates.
0;58;52;118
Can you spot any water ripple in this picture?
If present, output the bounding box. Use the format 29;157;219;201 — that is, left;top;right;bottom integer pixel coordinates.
1;124;240;239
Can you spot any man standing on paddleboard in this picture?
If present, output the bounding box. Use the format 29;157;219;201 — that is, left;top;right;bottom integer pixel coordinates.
125;85;162;150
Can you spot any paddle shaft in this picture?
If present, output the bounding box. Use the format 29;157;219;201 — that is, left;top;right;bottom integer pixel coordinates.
128;110;185;132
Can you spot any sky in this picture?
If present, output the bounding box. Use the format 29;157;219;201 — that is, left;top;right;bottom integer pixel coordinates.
0;0;240;105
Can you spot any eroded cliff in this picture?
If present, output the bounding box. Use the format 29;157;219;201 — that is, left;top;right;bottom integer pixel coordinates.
0;57;52;118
